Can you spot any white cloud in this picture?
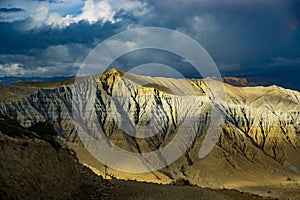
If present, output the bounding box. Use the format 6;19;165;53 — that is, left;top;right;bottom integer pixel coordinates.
0;43;91;77
0;61;78;77
0;63;26;77
0;0;150;28
26;2;50;29
0;11;25;23
77;0;115;23
47;0;150;27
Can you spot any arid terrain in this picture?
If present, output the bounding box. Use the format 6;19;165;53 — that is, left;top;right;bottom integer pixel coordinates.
0;69;300;199
0;117;271;200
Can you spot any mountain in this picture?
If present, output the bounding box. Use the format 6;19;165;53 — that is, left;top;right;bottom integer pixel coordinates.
0;68;299;199
0;76;74;85
0;115;270;200
238;67;300;91
222;77;256;87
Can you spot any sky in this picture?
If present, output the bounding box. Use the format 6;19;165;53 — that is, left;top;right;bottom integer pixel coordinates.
0;0;299;89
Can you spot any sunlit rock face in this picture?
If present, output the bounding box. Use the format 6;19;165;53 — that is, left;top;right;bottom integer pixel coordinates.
0;68;300;192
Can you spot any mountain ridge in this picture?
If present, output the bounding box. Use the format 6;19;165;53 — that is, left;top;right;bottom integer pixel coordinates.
2;68;298;91
0;68;299;199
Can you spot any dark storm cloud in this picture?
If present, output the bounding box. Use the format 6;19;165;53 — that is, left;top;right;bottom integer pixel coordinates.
0;0;299;86
108;49;201;78
142;0;300;75
0;8;25;13
0;16;137;77
0;43;87;77
0;20;125;54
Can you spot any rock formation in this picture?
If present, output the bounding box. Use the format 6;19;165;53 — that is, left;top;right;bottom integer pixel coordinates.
0;68;299;199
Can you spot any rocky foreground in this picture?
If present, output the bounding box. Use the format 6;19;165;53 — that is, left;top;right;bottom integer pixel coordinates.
0;117;271;200
0;116;112;200
0;68;300;199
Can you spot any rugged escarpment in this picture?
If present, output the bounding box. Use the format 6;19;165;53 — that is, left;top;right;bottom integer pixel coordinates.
0;68;300;199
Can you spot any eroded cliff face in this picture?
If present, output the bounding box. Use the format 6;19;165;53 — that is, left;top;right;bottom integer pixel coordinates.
0;68;300;196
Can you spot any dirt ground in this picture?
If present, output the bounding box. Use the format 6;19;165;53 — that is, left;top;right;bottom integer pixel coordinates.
0;129;275;200
0;130;113;200
108;180;274;200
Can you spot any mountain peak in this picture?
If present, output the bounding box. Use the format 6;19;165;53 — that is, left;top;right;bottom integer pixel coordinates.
103;68;125;76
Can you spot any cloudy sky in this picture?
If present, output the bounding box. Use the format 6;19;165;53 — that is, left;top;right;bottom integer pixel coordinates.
0;0;299;88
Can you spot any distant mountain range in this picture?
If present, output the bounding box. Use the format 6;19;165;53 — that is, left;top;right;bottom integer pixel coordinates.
0;76;75;85
1;67;299;91
239;67;300;91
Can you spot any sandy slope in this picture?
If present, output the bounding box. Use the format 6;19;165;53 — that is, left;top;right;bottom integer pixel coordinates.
0;121;271;200
0;129;112;199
